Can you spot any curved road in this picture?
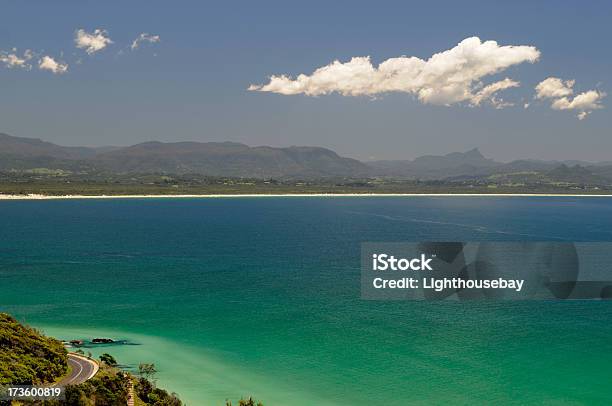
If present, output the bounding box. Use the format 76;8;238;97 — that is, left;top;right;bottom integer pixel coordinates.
55;353;99;386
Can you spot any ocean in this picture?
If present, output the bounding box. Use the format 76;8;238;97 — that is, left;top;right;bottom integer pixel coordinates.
1;196;612;405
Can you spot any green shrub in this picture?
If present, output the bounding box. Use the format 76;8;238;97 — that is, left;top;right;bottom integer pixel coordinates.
135;377;182;405
100;353;117;366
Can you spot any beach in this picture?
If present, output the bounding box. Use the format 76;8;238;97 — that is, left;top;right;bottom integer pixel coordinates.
2;193;612;199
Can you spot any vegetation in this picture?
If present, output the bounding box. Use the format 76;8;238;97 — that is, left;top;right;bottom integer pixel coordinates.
99;353;117;367
226;398;264;406
134;376;182;405
40;361;183;406
1;133;612;195
138;363;157;381
58;367;130;406
0;313;68;385
0;313;184;405
0;314;263;405
0;171;610;196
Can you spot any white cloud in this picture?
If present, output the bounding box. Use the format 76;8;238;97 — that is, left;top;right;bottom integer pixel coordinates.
576;111;588;121
535;77;574;99
0;49;34;69
551;90;606;120
249;36;540;107
471;78;520;108
38;56;68;74
75;28;113;55
535;77;605;120
131;33;160;50
0;53;28;68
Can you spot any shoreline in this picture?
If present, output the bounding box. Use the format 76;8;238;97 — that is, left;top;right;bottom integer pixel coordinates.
2;192;612;200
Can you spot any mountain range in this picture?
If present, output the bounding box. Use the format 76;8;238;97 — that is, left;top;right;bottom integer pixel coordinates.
1;132;611;184
0;133;369;178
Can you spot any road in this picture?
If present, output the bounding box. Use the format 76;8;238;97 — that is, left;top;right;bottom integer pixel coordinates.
55;353;99;386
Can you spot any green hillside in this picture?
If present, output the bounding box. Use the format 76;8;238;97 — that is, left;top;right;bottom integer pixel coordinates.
0;313;68;385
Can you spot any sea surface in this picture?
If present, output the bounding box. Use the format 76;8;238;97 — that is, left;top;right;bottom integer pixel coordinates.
1;197;612;405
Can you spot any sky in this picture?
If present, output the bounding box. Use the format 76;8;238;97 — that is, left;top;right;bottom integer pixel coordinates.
1;0;611;162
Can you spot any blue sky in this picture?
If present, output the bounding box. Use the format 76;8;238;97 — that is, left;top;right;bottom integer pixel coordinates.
1;0;610;161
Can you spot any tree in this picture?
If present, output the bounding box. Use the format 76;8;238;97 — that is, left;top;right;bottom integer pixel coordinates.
138;363;157;380
226;397;263;406
239;398;263;406
100;353;117;366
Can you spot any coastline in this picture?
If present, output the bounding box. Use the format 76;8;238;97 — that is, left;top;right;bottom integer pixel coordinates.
1;193;612;200
34;324;329;406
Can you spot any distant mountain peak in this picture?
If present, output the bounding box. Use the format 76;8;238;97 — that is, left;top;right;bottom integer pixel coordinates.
444;148;487;160
463;147;484;158
368;147;498;179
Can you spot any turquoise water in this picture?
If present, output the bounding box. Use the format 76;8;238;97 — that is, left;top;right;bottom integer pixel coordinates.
1;197;612;405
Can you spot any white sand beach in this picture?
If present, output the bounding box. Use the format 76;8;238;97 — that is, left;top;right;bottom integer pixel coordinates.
1;193;611;200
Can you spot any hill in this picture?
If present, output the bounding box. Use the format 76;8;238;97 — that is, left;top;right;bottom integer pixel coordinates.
1;132;611;187
0;133;369;178
0;133;97;160
546;164;609;184
0;312;68;385
0;313;186;405
368;148;500;179
370;149;612;186
91;141;370;178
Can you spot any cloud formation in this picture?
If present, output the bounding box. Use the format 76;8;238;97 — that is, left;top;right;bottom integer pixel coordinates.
471;78;521;108
1;27;160;77
535;77;575;99
38;56;68;74
131;33;160;50
75;28;113;55
0;48;33;69
535;77;605;120
249;37;540;107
